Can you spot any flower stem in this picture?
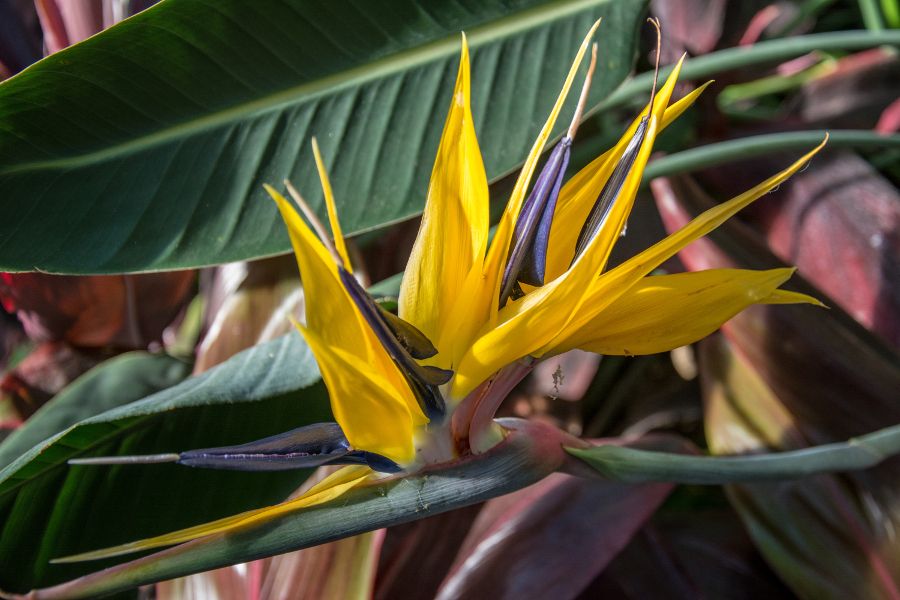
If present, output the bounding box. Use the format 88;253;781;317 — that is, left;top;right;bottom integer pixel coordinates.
591;30;900;115
858;0;887;31
469;359;535;454
644;130;900;182
568;422;900;484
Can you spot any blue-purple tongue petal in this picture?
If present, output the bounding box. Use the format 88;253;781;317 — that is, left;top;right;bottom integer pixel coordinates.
178;423;402;472
70;423;402;473
499;137;572;307
520;143;571;286
571;117;648;264
341;450;404;473
177;423;352;471
338;268;450;421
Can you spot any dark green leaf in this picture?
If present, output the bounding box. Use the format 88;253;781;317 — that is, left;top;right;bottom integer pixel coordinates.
0;334;332;592
0;0;646;274
0;352;191;471
13;418;564;598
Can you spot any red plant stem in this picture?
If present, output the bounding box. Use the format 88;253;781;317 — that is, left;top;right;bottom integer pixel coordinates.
450;380;489;453
468;359;535;454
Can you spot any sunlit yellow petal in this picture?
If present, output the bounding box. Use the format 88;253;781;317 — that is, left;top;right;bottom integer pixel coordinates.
553;268;811;355
509;57;685;339
299;325;422;463
566;54;684;278
53;466;372;563
399;34;489;368
481;19;602;327
265;185;367;351
538;137;829;354
762;289;826;306
267;185;426;443
545;78;711;280
453;59;684;395
312;138;353;272
453;136;827;398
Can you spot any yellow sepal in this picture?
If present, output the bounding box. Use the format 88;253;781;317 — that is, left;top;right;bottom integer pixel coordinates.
399;33;489;369
482;19;603;328
311;138;353;272
541;137;829;357
453;137;826;398
544;77;711;280
266;185;426;454
554;268;810;355
298;323;422;464
53;466;372;563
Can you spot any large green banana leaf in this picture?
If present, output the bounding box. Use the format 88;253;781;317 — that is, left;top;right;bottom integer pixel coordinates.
0;0;645;274
0;335;332;592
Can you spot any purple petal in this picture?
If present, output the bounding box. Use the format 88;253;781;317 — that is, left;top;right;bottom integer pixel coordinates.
339;268;449;420
500;137;572;306
571;117;648;264
178;422;401;473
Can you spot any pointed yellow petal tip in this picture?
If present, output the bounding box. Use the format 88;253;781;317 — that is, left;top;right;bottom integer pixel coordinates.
287;313;304;331
795;133;829;168
764;289;828;308
50;466;372;564
765;268;827;308
311;138;353;272
458;32;470;86
263;183;283;202
670;53;686;81
583;18;602;46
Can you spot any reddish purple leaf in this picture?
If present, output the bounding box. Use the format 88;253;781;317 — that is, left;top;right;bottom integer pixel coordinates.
0;341;107;418
701;334;900;598
877;97;900;134
436;456;675;599
0;0;41;77
745;151;900;349
652;173;900;597
0;272;195;350
583;508;794;599
375;505;482;600
799;49;900;129
652;173;900;442
195;256;302;374
650;0;726;58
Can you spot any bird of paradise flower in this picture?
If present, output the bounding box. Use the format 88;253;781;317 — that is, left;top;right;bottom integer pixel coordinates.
60;19;824;563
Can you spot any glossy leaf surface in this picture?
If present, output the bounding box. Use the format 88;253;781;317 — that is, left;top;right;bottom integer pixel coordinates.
436;468;673;599
0;0;646;274
11;419;571;598
0;334;332;592
0;352;190;471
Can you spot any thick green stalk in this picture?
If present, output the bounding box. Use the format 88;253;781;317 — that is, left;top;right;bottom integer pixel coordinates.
644;130;900;181
2;419;570;599
882;0;900;26
593;30;900;114
568;423;900;484
859;0;887;30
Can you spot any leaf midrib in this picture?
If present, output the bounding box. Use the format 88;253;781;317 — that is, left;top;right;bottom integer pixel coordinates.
1;0;607;176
